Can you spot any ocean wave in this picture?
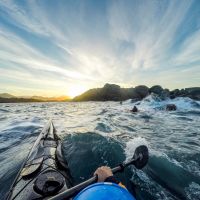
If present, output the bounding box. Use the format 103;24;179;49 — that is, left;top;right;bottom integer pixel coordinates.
126;95;200;112
0;100;199;200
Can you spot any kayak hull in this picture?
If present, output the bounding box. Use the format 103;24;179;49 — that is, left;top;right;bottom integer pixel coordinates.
7;120;73;200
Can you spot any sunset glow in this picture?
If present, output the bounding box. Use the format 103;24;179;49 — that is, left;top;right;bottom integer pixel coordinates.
0;0;200;96
67;85;88;98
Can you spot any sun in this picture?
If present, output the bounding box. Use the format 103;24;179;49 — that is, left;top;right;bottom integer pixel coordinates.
67;85;87;98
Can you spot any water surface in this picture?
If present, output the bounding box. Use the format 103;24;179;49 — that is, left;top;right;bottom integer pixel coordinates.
0;96;200;200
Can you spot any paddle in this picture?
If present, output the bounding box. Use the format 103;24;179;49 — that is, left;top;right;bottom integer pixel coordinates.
50;145;149;200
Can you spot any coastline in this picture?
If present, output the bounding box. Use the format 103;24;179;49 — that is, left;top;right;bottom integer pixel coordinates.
1;84;200;103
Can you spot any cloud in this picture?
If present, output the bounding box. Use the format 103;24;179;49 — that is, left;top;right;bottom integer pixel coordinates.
0;25;95;80
173;29;200;65
108;0;193;69
0;0;199;95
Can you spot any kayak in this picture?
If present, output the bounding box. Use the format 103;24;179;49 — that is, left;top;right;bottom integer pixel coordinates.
6;120;149;200
6;120;73;200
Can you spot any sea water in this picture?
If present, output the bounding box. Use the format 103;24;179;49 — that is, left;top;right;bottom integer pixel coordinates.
0;95;200;200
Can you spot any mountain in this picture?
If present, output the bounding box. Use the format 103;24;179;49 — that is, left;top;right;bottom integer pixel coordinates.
73;84;200;101
29;95;70;101
0;94;71;103
0;97;43;103
0;93;16;98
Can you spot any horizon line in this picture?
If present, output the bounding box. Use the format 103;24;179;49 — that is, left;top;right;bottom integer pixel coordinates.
1;84;199;98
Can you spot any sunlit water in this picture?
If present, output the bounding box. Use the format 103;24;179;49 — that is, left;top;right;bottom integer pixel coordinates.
0;95;200;200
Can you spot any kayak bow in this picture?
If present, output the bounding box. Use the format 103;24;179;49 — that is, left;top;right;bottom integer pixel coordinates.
6;120;73;200
6;120;149;200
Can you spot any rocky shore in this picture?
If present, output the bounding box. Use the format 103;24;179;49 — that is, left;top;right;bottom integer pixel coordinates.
73;84;200;101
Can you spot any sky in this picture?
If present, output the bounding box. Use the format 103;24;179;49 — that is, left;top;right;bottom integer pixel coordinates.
0;0;200;97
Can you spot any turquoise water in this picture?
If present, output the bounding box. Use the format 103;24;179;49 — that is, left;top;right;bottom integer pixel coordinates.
0;96;200;200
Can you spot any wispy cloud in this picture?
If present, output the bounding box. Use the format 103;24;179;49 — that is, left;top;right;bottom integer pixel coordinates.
174;29;200;65
0;0;199;95
108;0;193;69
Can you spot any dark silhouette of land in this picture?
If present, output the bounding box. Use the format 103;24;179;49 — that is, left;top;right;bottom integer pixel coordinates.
73;84;200;101
0;84;199;103
0;93;70;103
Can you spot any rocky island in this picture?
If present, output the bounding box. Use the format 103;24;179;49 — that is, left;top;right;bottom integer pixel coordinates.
73;84;200;101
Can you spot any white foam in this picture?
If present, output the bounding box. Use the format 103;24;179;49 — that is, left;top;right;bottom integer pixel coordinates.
185;182;200;200
123;99;133;104
123;94;200;112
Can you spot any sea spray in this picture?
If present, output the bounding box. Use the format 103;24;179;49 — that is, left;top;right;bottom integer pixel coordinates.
127;94;200;112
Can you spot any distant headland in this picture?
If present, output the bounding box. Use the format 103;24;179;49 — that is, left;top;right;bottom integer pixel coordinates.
0;84;200;103
0;94;70;103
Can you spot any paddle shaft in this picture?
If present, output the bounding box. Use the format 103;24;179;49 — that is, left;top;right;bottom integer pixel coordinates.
49;158;137;200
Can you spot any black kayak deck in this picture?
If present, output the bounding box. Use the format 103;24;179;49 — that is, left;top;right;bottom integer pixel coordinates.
6;120;73;200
